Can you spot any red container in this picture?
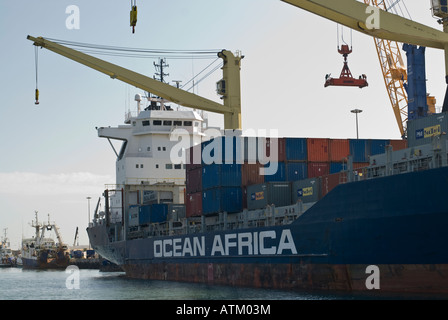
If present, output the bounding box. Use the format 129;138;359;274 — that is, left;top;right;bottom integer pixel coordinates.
186;192;202;217
390;139;407;151
241;163;264;187
186;167;202;194
307;138;330;162
308;162;330;178
186;144;202;170
329;139;350;162
259;137;286;163
321;172;346;197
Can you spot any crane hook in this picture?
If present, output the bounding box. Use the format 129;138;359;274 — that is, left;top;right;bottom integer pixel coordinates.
35;89;40;105
130;0;137;33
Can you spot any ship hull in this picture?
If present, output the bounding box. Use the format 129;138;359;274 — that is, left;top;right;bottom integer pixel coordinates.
21;251;70;270
88;166;448;295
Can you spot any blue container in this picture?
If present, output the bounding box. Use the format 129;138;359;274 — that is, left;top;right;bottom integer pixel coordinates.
264;162;286;182
286;162;307;181
330;162;345;174
349;139;369;162
139;205;151;225
202;163;241;189
370;139;390;156
202;187;243;215
150;204;168;223
285;138;307;161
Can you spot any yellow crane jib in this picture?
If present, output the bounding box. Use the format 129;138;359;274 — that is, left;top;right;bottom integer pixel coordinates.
26;36;242;130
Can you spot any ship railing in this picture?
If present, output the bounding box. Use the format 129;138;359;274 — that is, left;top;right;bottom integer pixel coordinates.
125;177;185;185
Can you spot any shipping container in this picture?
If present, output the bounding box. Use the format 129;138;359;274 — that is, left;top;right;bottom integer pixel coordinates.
285;138;307;161
186;192;202;217
129;205;140;227
291;177;321;203
186;144;202;170
308;162;330;178
168;204;186;221
349;139;369;162
242;162;264;186
330;162;345;174
286;162;308;181
246;182;291;210
264;162;287;182
329;139;350;162
407;113;448;147
307;138;330;162
321;172;346;197
186;166;202;194
202;163;242;189
259;137;286;163
244;136;259;163
370;139;390;156
202;187;243;215
150;204;168;223
139;205;151;225
390;139;408;151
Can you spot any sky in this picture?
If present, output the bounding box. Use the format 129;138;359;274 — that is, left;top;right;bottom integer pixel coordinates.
0;1;446;249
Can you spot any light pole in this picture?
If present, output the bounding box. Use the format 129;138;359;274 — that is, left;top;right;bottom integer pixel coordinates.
86;196;91;249
351;109;363;139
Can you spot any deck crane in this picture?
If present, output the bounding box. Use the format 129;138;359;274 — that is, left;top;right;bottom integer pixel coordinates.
282;0;448;134
26;36;242;130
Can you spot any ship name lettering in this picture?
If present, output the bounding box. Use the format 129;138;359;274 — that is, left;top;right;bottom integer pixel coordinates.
154;236;205;258
211;229;297;256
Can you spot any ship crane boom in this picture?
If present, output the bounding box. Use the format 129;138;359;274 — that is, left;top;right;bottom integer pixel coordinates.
26;36;242;130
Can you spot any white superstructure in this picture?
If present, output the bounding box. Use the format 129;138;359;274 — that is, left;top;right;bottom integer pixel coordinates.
97;96;207;222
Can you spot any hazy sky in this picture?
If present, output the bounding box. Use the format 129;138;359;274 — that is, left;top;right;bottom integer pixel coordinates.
0;1;446;248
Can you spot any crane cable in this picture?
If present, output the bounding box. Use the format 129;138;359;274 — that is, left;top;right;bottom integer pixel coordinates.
34;46;39;105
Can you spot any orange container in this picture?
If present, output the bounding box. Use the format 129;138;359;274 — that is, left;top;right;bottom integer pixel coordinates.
329;139;350;162
307;138;330;162
390;139;408;151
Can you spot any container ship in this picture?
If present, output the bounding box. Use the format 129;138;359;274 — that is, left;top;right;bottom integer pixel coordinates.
87;94;448;295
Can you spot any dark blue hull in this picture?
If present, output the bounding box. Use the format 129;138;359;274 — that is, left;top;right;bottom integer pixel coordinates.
87;166;448;294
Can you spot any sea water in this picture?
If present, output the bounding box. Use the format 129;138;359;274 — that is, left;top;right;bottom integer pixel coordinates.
0;267;444;301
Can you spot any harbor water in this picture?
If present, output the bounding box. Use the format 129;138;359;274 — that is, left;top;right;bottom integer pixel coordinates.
0;267;445;301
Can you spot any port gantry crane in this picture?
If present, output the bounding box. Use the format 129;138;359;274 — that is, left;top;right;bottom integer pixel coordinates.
26;36;242;130
363;0;409;138
282;0;448;136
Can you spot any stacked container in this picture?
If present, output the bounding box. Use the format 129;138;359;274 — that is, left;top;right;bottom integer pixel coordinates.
185;143;203;218
185;136;408;216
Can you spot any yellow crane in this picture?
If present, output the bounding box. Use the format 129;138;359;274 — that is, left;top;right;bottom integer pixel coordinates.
282;0;448;128
363;0;409;138
27;36;242;130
